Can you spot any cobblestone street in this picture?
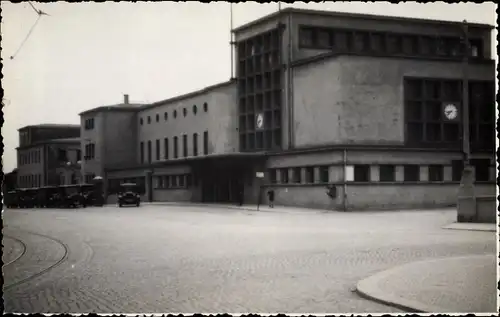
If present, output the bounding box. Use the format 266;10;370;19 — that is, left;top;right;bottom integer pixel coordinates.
2;205;496;313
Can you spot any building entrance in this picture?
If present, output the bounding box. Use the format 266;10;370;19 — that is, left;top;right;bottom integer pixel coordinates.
201;165;244;204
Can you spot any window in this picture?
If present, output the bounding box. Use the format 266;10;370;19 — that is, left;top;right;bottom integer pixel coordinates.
280;168;289;183
451;160;463;182
270;169;277;183
428;165;444;181
156;114;159;122
58;149;67;162
147;116;151;124
84;143;95;160
173;110;177;118
353;31;368;52
140;142;144;163
172;175;178;188
174;136;178;159
193;105;197;115
186;174;192;187
147;140;152;163
379;165;395;182
76;149;81;162
293;167;301;183
179;175;185;187
85;118;95;130
203;131;208;155
193;133;198;157
140;118;143;125
183;108;187;117
183;134;188;157
203;102;208;112
471;159;490;182
157;176;164;189
155;139;160;160
317;29;331;48
164;112;168;121
319;166;329;183
299;27;314;47
306;167;314;183
354;165;370;182
164;138;169;160
404;165;420;181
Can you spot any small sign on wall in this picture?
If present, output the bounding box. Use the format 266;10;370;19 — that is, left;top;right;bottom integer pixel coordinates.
256;172;265;178
345;165;354;181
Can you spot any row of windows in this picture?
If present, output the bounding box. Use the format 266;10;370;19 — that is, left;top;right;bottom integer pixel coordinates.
19;150;41;165
107;177;146;195
84;143;96;160
140;132;209;164
19;174;42;188
351;162;491;182
140;103;208;125
298;26;485;59
404;79;494;150
155;174;195;189
268;160;492;184
237;29;281;60
269;166;330;184
84;118;95;130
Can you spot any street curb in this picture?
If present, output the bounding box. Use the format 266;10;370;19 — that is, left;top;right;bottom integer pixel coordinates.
442;222;496;232
355;255;492;313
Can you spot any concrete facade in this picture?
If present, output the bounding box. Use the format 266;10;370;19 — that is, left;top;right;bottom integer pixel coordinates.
74;8;495;211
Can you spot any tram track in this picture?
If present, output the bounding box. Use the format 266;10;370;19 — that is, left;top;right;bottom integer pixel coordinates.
3;229;70;292
3;234;28;268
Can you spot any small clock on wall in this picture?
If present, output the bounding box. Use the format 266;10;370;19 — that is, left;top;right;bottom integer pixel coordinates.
443;103;459;121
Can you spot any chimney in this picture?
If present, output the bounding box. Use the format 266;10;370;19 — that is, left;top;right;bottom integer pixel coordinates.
124;94;129;104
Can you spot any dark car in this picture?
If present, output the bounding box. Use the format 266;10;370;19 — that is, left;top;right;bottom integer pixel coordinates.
5;190;19;208
118;183;141;207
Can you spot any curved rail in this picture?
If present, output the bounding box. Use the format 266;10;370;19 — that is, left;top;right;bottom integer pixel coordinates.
3;230;69;291
3;235;27;267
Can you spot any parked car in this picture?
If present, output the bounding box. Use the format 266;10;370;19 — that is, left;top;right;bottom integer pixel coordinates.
118;183;141;207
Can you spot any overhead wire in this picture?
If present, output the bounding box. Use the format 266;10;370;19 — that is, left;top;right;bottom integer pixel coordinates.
10;1;50;60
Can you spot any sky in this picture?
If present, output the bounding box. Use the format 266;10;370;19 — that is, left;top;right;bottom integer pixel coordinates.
1;1;497;173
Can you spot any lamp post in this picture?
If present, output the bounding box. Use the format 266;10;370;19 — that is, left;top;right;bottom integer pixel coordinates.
457;19;476;223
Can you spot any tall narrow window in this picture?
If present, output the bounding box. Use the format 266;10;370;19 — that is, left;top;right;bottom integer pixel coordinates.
203;131;209;155
147;141;152;163
164;138;169;160
305;167;314;183
319;166;329;183
293;167;302;183
140;142;144;163
428;165;444;181
281;168;289;184
155;139;160;161
270;169;277;183
404;165;420;181
183;134;188;157
193;133;198;156
174;137;178;159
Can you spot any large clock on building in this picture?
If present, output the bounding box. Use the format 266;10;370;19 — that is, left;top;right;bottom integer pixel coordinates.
256;113;264;129
443;103;458;120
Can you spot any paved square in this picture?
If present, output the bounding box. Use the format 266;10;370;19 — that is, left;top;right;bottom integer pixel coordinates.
2;205;495;313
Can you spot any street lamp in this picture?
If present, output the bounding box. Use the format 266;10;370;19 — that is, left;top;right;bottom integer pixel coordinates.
457;19;476;223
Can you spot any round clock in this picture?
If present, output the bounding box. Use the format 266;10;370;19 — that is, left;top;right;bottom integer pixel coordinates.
256;113;264;129
444;104;458;120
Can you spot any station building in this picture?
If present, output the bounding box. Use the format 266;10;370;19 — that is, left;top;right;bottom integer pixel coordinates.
79;8;496;210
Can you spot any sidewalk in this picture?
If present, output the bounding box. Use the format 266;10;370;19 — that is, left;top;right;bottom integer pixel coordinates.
356;254;497;313
144;201;330;214
442;222;496;232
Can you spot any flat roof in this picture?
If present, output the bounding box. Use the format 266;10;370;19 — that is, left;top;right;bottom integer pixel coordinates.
18;123;80;131
233;7;494;34
140;79;235;111
16;137;81;150
79;103;145;116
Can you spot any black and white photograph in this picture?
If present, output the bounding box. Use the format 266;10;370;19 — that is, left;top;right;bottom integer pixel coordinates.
1;1;497;314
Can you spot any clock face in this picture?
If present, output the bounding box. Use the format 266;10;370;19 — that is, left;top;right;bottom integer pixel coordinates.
444;104;458;120
256;113;264;129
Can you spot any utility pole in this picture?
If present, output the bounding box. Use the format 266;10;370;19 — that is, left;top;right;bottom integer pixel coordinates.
462;19;470;169
457;19;476;223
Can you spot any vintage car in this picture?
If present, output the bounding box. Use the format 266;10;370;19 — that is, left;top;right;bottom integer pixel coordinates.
5;190;19;208
36;186;58;208
118;183;141;207
19;188;38;208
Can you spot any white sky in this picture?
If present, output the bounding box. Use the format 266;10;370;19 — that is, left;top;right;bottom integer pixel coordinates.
1;1;497;173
